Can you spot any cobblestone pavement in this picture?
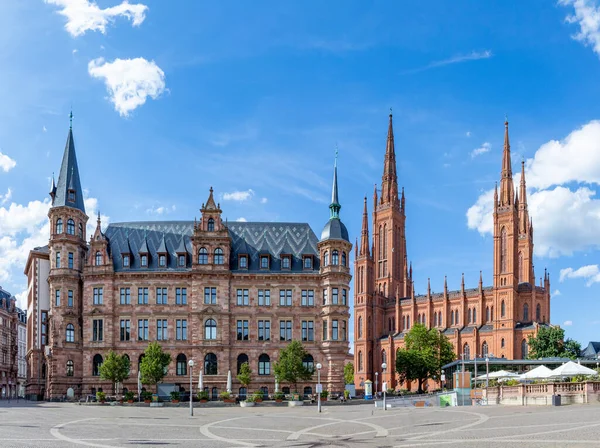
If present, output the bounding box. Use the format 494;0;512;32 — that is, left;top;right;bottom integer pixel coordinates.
1;401;600;447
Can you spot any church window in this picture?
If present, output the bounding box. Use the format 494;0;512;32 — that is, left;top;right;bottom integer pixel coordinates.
403;315;406;330
450;311;454;326
501;227;507;273
501;300;506;318
358;351;363;371
383;224;387;258
422;314;426;326
536;303;541;321
463;343;470;360
518;251;523;283
67;219;75;235
56;218;63;234
468;308;472;324
486;306;490;322
433;313;437;327
382;349;387;366
491;306;494;320
207;218;215;231
482;341;488;357
523;303;529;321
438;312;442;327
521;339;528;359
406;315;410;329
455;310;459;325
501;338;505;348
378;225;383;260
358;316;363;339
473;308;477;324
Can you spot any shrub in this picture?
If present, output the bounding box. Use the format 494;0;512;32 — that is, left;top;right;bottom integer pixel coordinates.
274;391;286;401
503;379;520;387
96;391;106;402
252;390;264;400
320;391;329;399
197;390;209;401
220;391;231;400
343;390;350;399
244;394;255;403
141;391;153;401
170;391;181;401
386;388;395;396
124;391;135;401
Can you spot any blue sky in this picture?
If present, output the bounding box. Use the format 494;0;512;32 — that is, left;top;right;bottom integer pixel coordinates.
1;1;600;347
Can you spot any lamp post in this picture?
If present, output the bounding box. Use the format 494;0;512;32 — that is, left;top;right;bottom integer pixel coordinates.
474;355;478;390
316;363;322;413
375;372;379;397
460;353;465;406
188;359;194;417
485;356;489;389
381;362;387;411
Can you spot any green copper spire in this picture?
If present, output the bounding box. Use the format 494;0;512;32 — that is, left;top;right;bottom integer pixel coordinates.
329;148;341;219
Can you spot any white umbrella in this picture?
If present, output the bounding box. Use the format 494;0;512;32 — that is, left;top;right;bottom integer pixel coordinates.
519;365;553;380
550;361;597;377
275;378;279;393
476;370;520;380
227;370;232;393
137;370;142;400
198;370;203;390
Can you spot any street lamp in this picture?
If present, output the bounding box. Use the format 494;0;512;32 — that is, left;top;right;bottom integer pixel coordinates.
485;356;489;389
375;372;379;396
381;362;387;411
188;359;194;417
316;363;323;413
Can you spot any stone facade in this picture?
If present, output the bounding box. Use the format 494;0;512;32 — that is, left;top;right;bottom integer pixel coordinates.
354;115;551;391
17;308;26;397
0;288;18;398
26;123;352;400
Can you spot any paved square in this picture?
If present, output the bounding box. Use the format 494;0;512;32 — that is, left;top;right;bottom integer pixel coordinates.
1;401;600;447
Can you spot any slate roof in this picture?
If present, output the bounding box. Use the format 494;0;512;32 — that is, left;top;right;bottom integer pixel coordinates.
320;218;349;242
581;342;600;358
104;221;320;273
53;128;85;213
479;324;494;332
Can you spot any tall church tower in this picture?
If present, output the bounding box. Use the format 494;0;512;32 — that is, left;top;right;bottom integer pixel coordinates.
46;113;89;399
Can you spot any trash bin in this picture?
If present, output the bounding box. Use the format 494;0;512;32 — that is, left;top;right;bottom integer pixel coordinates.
551;394;561;406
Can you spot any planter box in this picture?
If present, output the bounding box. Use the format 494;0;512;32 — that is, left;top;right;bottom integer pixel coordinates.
127;400;134;404
172;400;180;404
200;399;208;403
255;399;263;403
275;399;283;403
240;401;255;407
288;400;304;407
223;399;235;403
144;400;151;404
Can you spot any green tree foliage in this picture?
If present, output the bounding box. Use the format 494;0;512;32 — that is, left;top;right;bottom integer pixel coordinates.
140;342;172;392
98;350;130;394
395;324;455;394
273;340;313;392
343;362;354;385
527;326;581;360
237;362;252;389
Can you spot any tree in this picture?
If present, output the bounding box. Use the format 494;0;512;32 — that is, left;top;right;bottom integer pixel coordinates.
344;362;354;385
99;351;130;394
237;362;252;390
273;340;313;392
527;326;582;360
140;342;172;393
395;324;455;394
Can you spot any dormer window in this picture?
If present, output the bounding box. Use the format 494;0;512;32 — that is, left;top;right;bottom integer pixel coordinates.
281;256;291;270
207;218;215;232
239;255;248;269
178;255;186;267
123;255;130;267
260;255;269;270
95;251;102;266
141;255;148;267
68;189;75;202
303;256;312;270
159;255;166;267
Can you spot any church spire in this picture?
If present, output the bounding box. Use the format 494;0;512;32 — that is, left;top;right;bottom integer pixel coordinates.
380;111;399;206
329;150;341;219
499;119;514;207
359;197;370;257
53;114;85;213
519;159;530;234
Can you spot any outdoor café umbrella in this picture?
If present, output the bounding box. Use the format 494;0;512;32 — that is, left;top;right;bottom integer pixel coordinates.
519;365;553;380
198;370;203;390
550;361;597;378
137;370;142;401
227;370;232;393
476;370;520;380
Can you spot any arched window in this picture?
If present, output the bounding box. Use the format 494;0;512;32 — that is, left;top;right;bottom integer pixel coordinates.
383;223;387;258
207;218;215;231
403;315;407;330
92;354;103;376
422;314;426;326
358;351;363;371
358;316;363;338
463;343;470;360
302;354;314;372
239;387;247;400
204;353;217;375
473;308;477;324
237;354;249;374
55;218;63;234
205;319;217;340
176;354;187;376
332;250;339;265
438;312;442;327
323;251;329;266
381;350;387;366
303;386;313;398
388;317;392;332
138;354;145;371
258;354;270;375
433;312;438;327
378;225;383;260
491;306;494;320
78;223;83;238
342;252;347;266
198;247;208;264
214;248;224;265
451;311;454;326
95;251;102;266
501;338;505;348
455;310;459;325
66;360;74;377
67;219;75;235
521;339;528;359
501;300;506;318
66;323;75;342
536;303;541;321
482;341;488;357
523;303;529;321
368;316;372;337
501;227;507;273
518;251;523;283
468;308;472;324
486;306;490;322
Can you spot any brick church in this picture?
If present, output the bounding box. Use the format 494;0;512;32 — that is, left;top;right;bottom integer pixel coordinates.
25;117;352;400
353;114;551;391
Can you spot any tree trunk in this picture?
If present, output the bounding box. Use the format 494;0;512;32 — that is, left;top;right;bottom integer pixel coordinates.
417;379;424;394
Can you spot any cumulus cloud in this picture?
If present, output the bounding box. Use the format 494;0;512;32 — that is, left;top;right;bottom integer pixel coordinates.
260;197;268;204
235;217;248;222
88;57;166;117
45;0;148;37
559;264;600;286
146;204;176;215
553;289;561;296
471;142;491;158
563;320;573;326
0;152;17;172
560;0;600;57
0;189;12;205
222;189;255;201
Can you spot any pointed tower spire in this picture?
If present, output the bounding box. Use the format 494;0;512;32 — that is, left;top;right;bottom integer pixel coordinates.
329;149;341;219
499;119;514;207
444;275;448;294
380;110;399;206
401;186;405;211
204;187;218;210
479;270;483;292
519;159;530;234
53;116;85;212
461;272;465;292
359;197;370;257
49;173;57;203
427;278;431;296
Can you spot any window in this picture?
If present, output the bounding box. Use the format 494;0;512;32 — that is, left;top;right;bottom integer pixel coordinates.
138;319;149;341
95;251;102;266
66;360;74;377
463;343;470;360
92;319;103;341
523;303;529;321
438;312;442;327
68;190;75;202
157;319;168;340
501;338;505;348
434;312;438;327
301;290;314;306
176;354;187;376
204;353;217;375
41;311;48;345
68;252;74;269
93;287;103;305
258;289;270;306
323;320;328;341
55;218;63;234
342;320;347;341
66;324;75;342
237;354;248;374
258;320;270;341
332;320;339;340
92;354;103;376
67;219;75;235
382;349;387;366
176;288;187;305
176;319;187;340
481;341;488;357
56;252;61;269
207;218;215;231
302;320;314;341
332;288;339;305
120;288;131;305
501;227;507;273
279;289;292;306
358;351;363;371
214;248;224;265
123;255;130;267
323;251;329;266
178;254;186;267
258;354;270;375
486;306;490;322
260;256;269;269
120;319;131;341
282;256;291;269
451;311;454;326
518;251;523;283
304;256;312;269
239;256;247;269
358;316;363;339
55;290;60;307
204;287;217;305
323;289;328;305
279;320;292;341
198;248;208;264
342;289;347;306
342;252;347;266
332;250;339;265
501;300;506;318
156;287;167;305
237;320;249;340
454;311;458;325
239;387;247;400
141;255;148;267
536;303;541;321
68;290;73;307
78;223;83;238
521;339;528;359
138;287;149;305
205;319;217;340
159;255;166;267
237;289;249;306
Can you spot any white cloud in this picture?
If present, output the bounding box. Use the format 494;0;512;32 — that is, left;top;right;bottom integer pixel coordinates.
553;289;562;296
72;49;78;54
43;126;47;132
561;0;600;57
402;50;493;74
222;189;255;201
466;131;472;137
235;217;247;222
88;57;166;117
471;142;491;158
45;0;148;37
559;264;600;286
466;188;495;235
146;204;176;215
0;189;12;205
563;320;573;326
0;152;17;172
260;197;268;204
